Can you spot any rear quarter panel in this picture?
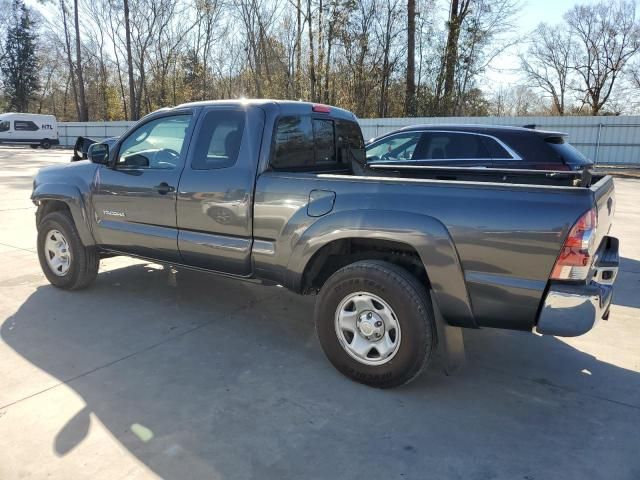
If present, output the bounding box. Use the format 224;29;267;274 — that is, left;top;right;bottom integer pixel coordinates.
253;172;595;331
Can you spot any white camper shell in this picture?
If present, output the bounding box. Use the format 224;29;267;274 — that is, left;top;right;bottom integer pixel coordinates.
0;113;59;149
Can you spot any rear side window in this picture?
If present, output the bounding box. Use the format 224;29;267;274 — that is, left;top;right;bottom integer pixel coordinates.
192;109;245;169
482;137;513;159
416;132;490;160
272;116;313;169
336;119;365;164
545;136;591;166
271;115;353;171
14;120;39;131
313;119;336;165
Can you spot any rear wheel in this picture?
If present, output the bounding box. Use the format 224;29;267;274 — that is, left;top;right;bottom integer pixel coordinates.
30;144;39;149
315;260;435;388
37;211;99;290
41;139;52;149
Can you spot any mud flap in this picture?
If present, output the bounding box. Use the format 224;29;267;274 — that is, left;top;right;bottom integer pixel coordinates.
431;292;465;375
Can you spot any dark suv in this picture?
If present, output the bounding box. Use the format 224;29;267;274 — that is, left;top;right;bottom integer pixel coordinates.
365;124;593;171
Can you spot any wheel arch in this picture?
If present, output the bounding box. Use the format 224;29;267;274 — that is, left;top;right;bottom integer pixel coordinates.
288;209;476;328
32;184;95;246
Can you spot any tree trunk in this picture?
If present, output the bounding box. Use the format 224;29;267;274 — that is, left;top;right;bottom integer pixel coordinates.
442;0;463;115
317;0;324;101
60;0;80;120
296;0;302;98
307;0;316;101
123;0;137;120
405;0;416;116
73;0;88;120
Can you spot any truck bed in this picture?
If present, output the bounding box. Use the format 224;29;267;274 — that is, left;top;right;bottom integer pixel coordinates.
362;163;598;187
253;168;615;332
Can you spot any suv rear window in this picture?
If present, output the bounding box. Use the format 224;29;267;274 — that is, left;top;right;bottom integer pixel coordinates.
271;115;363;171
545;136;591;166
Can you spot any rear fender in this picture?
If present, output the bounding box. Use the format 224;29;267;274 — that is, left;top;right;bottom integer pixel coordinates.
287;210;476;328
32;184;95;246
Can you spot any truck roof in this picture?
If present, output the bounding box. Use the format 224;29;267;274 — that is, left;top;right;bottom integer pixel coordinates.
173;99;358;121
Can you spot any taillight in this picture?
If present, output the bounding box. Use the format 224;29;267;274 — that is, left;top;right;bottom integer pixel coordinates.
550;208;597;280
312;104;331;113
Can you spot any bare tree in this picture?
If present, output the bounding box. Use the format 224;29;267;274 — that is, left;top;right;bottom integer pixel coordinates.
405;0;416;115
439;0;471;115
73;0;88;119
375;0;404;117
566;0;640;115
123;0;136;119
452;0;519;115
520;23;573;115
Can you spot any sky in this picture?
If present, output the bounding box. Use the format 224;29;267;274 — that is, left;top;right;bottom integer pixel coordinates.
485;0;603;89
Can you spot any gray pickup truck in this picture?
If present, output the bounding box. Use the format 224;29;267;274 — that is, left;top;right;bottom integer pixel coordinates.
32;100;619;388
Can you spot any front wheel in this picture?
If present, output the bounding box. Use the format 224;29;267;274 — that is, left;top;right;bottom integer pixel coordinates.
315;260;435;388
37;211;99;290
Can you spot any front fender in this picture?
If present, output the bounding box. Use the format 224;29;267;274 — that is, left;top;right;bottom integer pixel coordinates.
287;210;476;328
32;183;95;246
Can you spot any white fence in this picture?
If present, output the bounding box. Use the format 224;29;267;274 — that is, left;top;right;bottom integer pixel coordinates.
60;115;640;165
59;122;134;148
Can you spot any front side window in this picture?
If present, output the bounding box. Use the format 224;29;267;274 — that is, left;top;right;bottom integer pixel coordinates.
14;120;39;131
0;121;9;132
192;110;245;170
418;132;490;160
117;115;191;169
366;132;422;162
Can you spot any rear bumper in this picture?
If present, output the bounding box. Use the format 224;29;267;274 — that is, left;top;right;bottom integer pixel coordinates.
536;236;619;337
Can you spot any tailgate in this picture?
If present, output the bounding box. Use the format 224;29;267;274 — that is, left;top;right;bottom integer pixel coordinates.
591;175;615;249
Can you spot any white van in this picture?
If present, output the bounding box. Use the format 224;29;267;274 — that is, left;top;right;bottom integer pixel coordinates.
0;113;59;149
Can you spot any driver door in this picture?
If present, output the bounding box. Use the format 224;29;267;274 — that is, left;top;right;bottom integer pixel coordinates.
91;112;194;263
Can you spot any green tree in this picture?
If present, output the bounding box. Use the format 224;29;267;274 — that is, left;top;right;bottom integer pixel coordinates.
1;0;39;111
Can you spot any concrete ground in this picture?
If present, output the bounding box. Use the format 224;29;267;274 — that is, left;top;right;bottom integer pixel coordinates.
0;146;639;480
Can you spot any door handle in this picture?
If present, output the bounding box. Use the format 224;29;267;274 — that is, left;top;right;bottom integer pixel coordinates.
155;182;175;195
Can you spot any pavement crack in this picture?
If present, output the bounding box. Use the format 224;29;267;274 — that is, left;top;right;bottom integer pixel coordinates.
479;364;640;411
0;242;36;254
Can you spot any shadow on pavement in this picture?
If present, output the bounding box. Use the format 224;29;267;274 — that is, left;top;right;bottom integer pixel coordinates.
615;257;640;309
2;262;640;479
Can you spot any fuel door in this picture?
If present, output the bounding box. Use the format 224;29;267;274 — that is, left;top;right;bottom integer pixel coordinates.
307;189;336;217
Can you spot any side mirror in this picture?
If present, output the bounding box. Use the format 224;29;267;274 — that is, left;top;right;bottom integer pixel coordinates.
88;143;109;165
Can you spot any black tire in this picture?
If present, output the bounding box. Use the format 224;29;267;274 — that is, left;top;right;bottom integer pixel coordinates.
315;260;435;388
37;211;99;290
41;139;52;149
30;144;39;149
